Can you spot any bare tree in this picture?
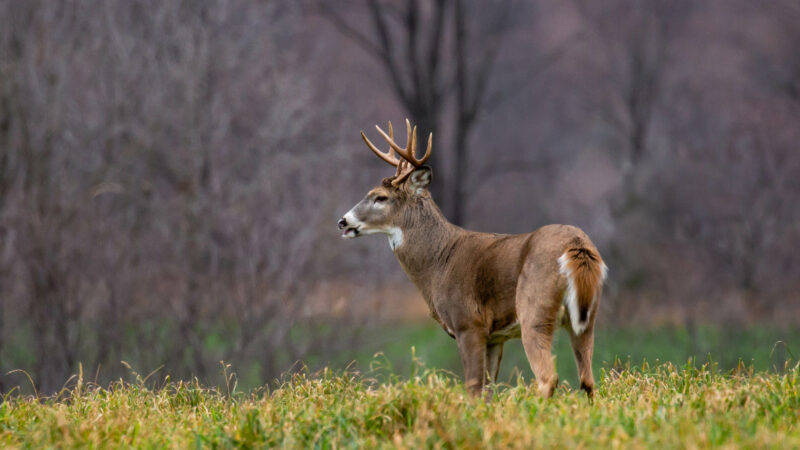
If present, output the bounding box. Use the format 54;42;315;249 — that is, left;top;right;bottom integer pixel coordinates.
0;0;370;393
747;0;800;104
643;1;800;321
574;0;692;216
319;0;571;224
650;102;800;321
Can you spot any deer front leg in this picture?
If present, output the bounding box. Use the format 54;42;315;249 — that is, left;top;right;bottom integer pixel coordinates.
456;330;487;396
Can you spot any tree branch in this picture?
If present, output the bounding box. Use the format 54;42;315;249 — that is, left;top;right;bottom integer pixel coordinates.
315;2;384;62
425;0;447;106
484;30;583;112
406;0;424;111
465;0;513;118
367;0;413;106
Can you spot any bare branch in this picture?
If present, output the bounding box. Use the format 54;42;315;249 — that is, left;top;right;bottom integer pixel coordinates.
315;1;384;61
425;0;447;105
464;0;513;118
484;30;584;112
367;0;413;106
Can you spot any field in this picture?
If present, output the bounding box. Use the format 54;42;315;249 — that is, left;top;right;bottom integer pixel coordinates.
2;325;800;448
1;359;799;448
346;324;800;386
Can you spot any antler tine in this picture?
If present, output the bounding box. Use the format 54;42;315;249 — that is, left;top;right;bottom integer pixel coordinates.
417;132;432;165
366;118;433;177
387;121;396;160
375;119;430;167
405;119;413;157
403;118;431;166
375;124;406;157
361;131;400;166
411;125;417;159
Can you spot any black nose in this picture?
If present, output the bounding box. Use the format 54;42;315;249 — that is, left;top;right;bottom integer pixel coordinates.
338;218;348;230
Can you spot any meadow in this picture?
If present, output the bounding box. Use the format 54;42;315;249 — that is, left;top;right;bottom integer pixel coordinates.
1;359;799;448
1;326;799;448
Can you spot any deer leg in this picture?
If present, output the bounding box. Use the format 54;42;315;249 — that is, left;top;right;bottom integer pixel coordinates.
456;330;487;396
568;322;596;399
482;342;504;401
520;301;560;398
486;343;504;384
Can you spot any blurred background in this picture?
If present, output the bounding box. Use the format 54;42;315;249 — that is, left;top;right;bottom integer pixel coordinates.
1;0;799;394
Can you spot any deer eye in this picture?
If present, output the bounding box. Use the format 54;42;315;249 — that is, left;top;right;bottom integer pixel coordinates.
375;196;388;203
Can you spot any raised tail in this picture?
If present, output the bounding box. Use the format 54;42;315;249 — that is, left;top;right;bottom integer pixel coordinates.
558;247;607;335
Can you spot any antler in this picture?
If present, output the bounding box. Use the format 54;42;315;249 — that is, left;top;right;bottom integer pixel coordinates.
361;119;433;186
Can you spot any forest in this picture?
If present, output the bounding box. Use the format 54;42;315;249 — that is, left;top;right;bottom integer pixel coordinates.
0;0;798;395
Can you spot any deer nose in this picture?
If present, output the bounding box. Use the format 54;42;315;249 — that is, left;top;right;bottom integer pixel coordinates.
338;218;348;230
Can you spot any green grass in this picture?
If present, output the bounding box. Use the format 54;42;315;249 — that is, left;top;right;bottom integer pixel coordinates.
1;360;799;448
4;323;797;394
346;324;800;389
2;326;799;447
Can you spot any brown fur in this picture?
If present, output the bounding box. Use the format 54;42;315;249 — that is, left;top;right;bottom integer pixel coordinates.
564;247;605;323
341;165;606;399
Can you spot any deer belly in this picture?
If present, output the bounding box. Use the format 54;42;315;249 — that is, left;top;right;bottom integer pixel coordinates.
488;320;521;343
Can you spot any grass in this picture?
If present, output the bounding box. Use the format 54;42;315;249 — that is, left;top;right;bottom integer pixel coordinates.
347;324;800;388
4;323;797;394
2;326;799;447
1;359;799;448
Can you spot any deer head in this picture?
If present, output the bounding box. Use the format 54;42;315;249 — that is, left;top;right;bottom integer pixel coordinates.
338;119;433;248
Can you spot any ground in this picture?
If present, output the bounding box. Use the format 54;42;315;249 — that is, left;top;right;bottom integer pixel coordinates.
1;361;798;448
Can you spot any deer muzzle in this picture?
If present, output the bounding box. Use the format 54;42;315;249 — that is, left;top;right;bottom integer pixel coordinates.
338;215;360;238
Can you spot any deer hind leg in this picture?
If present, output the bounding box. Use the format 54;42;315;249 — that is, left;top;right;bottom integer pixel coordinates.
481;343;504;401
568;320;596;399
486;343;504;384
518;294;560;398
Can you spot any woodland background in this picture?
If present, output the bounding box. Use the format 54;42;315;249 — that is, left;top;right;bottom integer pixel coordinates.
1;0;798;393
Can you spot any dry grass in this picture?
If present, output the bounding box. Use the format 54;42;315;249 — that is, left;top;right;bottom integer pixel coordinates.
1;360;799;448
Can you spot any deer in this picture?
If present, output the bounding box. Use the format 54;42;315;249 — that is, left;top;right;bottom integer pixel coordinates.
338;119;607;398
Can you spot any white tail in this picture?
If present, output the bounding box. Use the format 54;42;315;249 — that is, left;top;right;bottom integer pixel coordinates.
558;249;608;335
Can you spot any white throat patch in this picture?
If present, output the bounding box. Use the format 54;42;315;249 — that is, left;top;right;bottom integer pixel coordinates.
387;227;403;250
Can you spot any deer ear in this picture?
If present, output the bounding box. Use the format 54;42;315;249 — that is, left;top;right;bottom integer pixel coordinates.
407;167;432;194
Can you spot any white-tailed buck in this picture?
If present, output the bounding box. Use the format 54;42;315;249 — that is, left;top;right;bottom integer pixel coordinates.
338;119;607;398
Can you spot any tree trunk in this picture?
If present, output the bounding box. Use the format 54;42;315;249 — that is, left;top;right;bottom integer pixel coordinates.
450;116;475;226
408;111;445;209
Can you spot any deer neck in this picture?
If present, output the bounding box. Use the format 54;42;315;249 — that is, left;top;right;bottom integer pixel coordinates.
392;196;461;292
